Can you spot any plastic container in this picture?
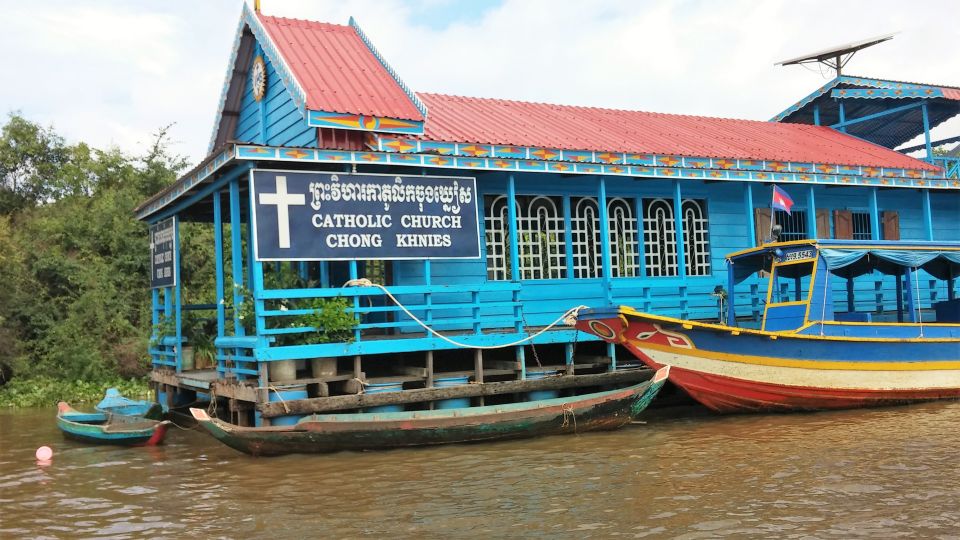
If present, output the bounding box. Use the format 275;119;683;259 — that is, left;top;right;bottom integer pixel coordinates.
433;376;471;409
269;385;308;426
525;370;560;401
364;381;404;413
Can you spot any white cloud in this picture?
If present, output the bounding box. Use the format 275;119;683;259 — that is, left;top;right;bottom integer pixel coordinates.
2;0;957;166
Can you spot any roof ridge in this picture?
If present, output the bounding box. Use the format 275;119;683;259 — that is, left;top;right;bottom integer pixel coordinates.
256;12;351;30
417;91;824;126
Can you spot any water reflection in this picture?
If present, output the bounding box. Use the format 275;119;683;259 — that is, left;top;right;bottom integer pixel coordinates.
2;401;960;538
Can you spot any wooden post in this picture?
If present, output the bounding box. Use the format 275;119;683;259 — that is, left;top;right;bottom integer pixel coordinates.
353;355;362;380
565;343;575;375
258;362;269;408
425;350;434;388
474;349;484;406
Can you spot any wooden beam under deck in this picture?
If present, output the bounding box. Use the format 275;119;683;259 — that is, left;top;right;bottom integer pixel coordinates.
257;368;654;418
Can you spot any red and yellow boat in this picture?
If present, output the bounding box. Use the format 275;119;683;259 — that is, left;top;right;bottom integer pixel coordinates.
574;240;960;413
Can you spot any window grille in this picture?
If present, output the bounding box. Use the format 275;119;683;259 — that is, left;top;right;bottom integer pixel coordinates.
517;196;566;280
572;197;602;278
775;210;807;242
643;198;678;277
682;199;711;276
608;198;640;277
852;212;872;240
484;195;511;280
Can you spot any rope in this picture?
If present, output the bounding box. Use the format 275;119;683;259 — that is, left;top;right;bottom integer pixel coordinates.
207;385;218;417
560;403;577;433
343;278;588;350
269;385;290;414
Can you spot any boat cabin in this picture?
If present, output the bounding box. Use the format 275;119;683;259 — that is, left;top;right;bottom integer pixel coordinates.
138;4;960;426
726;240;960;336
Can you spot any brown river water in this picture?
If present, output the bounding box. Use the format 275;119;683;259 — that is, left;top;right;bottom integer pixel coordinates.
2;402;960;539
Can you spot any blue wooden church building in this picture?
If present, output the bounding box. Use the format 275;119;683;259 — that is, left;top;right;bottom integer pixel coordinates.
139;3;960;425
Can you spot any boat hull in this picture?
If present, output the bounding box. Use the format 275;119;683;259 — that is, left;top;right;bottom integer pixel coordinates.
56;402;170;446
575;308;960;413
191;368;669;456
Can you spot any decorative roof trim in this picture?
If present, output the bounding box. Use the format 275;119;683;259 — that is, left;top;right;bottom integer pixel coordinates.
206;4;311;154
772;77;842;122
245;7;309;117
206;11;248;154
234;144;956;189
136;146;235;220
370;133;940;174
136;142;957;221
831;88;945;100
773;76;960;122
307;110;424;135
349;16;428;119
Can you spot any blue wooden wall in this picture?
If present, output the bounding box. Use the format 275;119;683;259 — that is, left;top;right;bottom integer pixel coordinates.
234;45;316;148
389;174;958;332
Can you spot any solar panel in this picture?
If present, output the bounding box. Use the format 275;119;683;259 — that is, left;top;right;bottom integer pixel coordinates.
776;33;897;76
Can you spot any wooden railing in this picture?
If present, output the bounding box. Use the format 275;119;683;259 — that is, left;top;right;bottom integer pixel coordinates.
928;156;960;178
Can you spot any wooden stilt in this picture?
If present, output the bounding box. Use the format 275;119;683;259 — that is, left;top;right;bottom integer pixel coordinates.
425;351;434;388
474;349;484;406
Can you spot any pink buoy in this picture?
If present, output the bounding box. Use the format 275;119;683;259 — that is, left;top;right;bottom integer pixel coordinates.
35;446;53;461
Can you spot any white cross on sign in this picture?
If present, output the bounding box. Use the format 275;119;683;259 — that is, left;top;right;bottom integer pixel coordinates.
259;175;305;249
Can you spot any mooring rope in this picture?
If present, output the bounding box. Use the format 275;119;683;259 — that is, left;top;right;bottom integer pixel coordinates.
268;385;291;414
343;278;587;350
560;403;577;433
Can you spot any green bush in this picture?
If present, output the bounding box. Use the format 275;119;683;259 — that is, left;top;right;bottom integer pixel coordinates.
0;114;187;400
0;376;150;408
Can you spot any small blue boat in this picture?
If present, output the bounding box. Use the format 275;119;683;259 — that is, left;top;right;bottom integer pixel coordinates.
56;388;168;446
57;402;170;446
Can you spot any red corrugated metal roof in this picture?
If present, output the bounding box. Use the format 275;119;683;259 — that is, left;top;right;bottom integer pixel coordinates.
257;14;424;121
417;93;939;170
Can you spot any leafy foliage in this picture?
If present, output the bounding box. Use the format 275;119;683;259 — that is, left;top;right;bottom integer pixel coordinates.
0;114;187;401
0;376;150;408
299;297;356;345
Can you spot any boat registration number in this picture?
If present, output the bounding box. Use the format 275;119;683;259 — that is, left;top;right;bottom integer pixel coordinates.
782;249;814;262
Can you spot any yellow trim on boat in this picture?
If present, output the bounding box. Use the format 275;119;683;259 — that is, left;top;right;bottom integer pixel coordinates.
616;307;960;343
726;240;960;260
629;340;960;371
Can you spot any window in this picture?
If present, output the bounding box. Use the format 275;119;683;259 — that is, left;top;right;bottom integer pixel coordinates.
776;210;807;241
644;198;712;277
572;197;602;278
484;195;511;280
517;196;566;280
608;198;640;278
771;261;814;303
852;212;872;240
682;199;711;276
643;198;678;277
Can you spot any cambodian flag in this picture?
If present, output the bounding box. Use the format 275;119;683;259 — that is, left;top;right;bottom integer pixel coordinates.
771;185;794;215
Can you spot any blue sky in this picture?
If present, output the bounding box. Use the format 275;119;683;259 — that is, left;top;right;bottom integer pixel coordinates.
2;0;957;166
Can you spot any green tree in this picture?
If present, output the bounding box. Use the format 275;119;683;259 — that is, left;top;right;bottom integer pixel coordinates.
0;114;191;386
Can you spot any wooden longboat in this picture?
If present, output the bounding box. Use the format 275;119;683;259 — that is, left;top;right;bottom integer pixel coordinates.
190;366;669;456
56;402;170;446
575;240;960;413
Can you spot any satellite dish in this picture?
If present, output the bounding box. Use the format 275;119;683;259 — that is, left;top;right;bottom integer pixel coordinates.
776;32;897;76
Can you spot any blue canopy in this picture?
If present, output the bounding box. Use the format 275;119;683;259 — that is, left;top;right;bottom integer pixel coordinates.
729;240;960;282
821;248;960;279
